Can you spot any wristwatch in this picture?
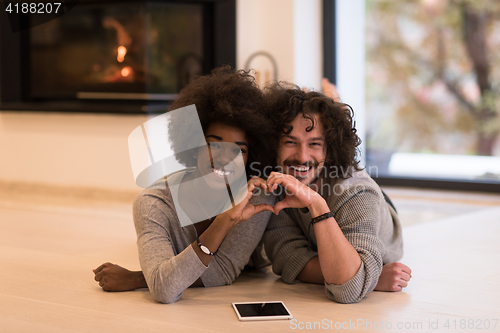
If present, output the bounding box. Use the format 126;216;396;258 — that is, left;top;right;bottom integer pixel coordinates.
197;238;215;256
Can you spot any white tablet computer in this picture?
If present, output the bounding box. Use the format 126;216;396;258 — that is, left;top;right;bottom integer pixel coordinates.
232;301;293;321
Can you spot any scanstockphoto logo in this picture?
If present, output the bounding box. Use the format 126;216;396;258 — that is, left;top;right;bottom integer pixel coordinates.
128;105;248;227
248;163;379;181
3;0;80;33
247;162;379;199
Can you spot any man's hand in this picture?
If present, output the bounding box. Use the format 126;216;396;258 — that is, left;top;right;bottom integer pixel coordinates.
265;172;322;215
93;262;147;291
374;262;412;292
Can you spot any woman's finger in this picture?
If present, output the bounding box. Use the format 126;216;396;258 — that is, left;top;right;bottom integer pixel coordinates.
93;263;106;274
94;271;104;282
93;262;114;274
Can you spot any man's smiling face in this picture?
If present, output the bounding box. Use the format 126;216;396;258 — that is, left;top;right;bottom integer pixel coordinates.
276;113;326;187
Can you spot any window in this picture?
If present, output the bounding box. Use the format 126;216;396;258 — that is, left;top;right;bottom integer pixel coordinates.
330;0;500;189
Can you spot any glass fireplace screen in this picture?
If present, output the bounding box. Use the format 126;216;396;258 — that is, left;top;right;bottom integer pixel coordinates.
29;2;205;100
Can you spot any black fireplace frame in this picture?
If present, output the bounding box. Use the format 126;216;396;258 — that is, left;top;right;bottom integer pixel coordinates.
0;0;236;114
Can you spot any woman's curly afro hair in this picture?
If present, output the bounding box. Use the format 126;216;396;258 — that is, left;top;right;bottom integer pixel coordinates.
167;66;274;178
263;81;362;179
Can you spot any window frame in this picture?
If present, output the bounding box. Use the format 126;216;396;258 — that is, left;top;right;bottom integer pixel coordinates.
322;0;500;193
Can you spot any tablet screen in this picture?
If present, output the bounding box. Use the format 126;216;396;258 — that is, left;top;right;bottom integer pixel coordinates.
234;302;290;317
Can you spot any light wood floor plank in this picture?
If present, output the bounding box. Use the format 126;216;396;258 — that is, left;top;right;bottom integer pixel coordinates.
1;201;499;332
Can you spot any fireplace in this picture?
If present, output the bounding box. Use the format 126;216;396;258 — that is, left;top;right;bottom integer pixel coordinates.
0;0;235;113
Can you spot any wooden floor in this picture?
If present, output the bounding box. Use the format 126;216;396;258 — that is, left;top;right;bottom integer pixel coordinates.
1;188;500;332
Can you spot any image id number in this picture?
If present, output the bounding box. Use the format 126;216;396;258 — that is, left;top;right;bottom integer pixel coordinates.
5;2;62;14
444;319;499;330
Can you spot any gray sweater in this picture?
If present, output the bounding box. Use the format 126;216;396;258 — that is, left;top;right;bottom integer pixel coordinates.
263;170;403;304
134;169;274;304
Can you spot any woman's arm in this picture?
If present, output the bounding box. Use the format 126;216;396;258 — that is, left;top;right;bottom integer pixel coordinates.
198;191;274;287
135;197;208;303
135;180;273;304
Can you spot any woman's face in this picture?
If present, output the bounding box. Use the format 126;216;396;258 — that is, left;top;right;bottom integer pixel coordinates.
195;122;249;189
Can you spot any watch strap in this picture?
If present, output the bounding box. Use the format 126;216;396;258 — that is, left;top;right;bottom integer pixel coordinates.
311;211;334;224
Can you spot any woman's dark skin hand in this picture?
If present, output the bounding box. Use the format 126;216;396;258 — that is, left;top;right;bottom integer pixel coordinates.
93;179;272;291
93;262;147;291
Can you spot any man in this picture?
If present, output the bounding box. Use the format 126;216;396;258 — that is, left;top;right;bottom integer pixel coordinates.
262;82;411;304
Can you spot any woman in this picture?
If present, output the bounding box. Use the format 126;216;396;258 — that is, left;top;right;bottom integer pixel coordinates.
93;67;275;303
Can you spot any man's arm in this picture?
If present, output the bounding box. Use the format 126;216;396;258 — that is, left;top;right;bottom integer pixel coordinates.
320;187;388;303
266;172;387;303
296;256;323;284
307;198;362;285
262;209;318;284
266;173;363;286
298;258;413;292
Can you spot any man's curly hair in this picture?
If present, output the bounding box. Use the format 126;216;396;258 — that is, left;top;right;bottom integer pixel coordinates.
263;81;362;179
167;66;274;177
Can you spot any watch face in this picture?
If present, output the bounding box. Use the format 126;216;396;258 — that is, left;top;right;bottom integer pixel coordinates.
200;245;211;255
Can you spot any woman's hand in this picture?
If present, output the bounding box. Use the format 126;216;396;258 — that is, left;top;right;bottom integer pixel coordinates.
93;262;147;291
220;177;274;226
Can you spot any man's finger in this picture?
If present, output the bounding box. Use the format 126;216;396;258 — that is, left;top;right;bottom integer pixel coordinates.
401;265;412;276
266;175;287;190
267;172;285;183
266;174;287;191
400;272;411;282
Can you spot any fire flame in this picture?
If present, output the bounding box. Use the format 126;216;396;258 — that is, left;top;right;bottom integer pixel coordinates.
121;66;132;77
117;46;127;63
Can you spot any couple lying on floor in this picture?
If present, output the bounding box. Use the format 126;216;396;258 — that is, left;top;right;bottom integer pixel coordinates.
93;67;412;304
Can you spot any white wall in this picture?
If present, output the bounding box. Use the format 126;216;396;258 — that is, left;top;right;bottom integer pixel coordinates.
0;112;148;191
237;0;295;83
237;0;322;90
0;1;323;191
293;0;323;91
